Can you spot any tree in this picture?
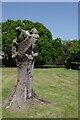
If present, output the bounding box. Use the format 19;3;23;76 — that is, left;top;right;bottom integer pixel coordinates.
64;40;80;69
4;27;50;109
6;27;39;108
2;19;54;66
52;38;64;64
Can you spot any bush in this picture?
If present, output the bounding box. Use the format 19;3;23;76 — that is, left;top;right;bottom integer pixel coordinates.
65;61;80;70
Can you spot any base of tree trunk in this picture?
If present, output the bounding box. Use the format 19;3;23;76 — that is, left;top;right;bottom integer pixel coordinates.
3;82;50;112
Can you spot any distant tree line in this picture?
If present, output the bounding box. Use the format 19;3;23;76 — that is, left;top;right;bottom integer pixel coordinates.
0;19;80;69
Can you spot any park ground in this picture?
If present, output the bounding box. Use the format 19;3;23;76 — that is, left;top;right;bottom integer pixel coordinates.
1;67;78;118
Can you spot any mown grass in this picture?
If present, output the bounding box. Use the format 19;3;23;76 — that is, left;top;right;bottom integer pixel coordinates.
2;67;78;118
0;67;2;119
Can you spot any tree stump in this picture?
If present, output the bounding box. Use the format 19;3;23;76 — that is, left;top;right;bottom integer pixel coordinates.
7;27;39;107
4;27;50;110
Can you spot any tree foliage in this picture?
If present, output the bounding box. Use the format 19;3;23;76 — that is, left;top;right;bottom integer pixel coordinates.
64;40;80;69
2;19;80;69
52;38;64;64
2;19;55;66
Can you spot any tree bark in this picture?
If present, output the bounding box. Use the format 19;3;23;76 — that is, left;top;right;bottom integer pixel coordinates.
10;27;39;106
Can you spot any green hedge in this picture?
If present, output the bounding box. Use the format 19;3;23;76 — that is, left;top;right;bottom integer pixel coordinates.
65;61;80;70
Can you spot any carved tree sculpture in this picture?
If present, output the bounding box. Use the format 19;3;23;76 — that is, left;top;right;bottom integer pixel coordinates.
11;27;39;107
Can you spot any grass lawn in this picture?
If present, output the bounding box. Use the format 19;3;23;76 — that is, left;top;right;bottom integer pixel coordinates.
2;67;78;118
0;68;2;119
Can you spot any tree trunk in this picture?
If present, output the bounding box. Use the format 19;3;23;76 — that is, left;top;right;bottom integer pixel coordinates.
4;27;49;110
7;28;39;107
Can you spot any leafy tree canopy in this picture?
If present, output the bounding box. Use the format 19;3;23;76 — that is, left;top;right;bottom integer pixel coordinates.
2;19;79;69
2;19;54;66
